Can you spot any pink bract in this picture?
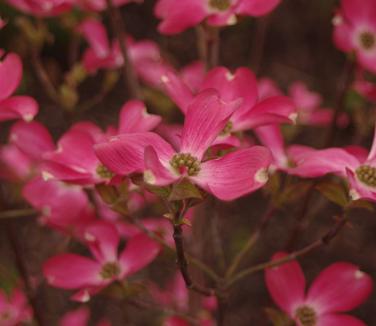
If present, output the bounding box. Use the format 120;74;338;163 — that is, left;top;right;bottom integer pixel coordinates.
43;221;160;302
6;0;73;16
95;90;272;201
0;53;38;122
265;252;373;326
289;125;376;201
60;306;111;326
0;288;33;326
155;0;281;34
333;0;376;73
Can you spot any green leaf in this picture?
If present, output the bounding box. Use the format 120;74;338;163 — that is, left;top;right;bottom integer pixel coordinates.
264;307;294;326
276;181;312;207
316;181;349;207
348;199;374;211
168;179;203;202
95;184;119;205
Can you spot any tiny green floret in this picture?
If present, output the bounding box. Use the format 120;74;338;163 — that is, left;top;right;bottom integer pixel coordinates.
96;164;115;179
170;153;201;176
100;262;121;279
295;305;317;326
209;0;231;11
356;165;376;187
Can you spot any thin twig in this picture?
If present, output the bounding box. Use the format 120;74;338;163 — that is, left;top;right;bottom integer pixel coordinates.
195;25;220;70
225;205;276;279
0;208;37;219
226;215;348;288
324;58;355;146
250;15;271;75
106;0;141;99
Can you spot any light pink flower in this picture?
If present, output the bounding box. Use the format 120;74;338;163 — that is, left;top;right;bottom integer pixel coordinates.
0;53;38;122
0;288;33;326
22;176;94;235
60;307;111;326
95;90;272;201
6;0;73;16
265;252;373;326
43;221;160;302
333;0;376;73
155;0;281;34
290;125;376;201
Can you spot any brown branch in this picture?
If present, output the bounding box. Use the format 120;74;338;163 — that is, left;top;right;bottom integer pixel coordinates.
226;215;348;288
225;205;277;279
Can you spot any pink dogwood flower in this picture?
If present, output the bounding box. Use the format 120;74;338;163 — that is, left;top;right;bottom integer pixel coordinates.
265;252;373;326
155;0;281;34
333;0;376;73
95;90;272;201
43;221;160;302
0;53;38;122
42;102;160;185
289;125;376;201
6;0;73;16
151;272;216;326
22;176;94;235
78;18;169;86
161;67;296;136
0;288;33;326
60;307;110;326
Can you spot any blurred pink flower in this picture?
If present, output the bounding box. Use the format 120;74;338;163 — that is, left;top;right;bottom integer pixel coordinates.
0;53;38;122
42;101;160;185
23;176;94;235
60;306;111;326
333;0;376;73
155;0;281;34
290;125;376;201
6;0;73;16
78;18;169;86
95;90;272;201
0;288;33;326
265;252;373;326
43;221;160;302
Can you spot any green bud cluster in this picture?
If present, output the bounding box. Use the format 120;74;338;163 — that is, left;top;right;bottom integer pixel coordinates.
170;153;201;176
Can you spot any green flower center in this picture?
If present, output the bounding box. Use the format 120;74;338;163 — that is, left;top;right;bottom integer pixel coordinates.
355;165;376;187
96;164;115;179
170;153;201;176
100;262;121;279
359;31;375;50
295;305;317;326
209;0;231;11
220;121;233;136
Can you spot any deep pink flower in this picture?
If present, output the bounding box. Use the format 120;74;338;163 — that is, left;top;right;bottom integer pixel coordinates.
333;0;376;73
42;103;160;185
155;0;281;34
265;252;373;326
0;53;38;122
43;221;160;302
289;81;348;127
95;90;272;201
6;0;73;16
0;17;6;29
151;273;216;326
0;288;33;326
22;176;94;234
60;307;111;326
161;67;296;133
0;120;54;180
290;125;376;201
78;18;168;85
